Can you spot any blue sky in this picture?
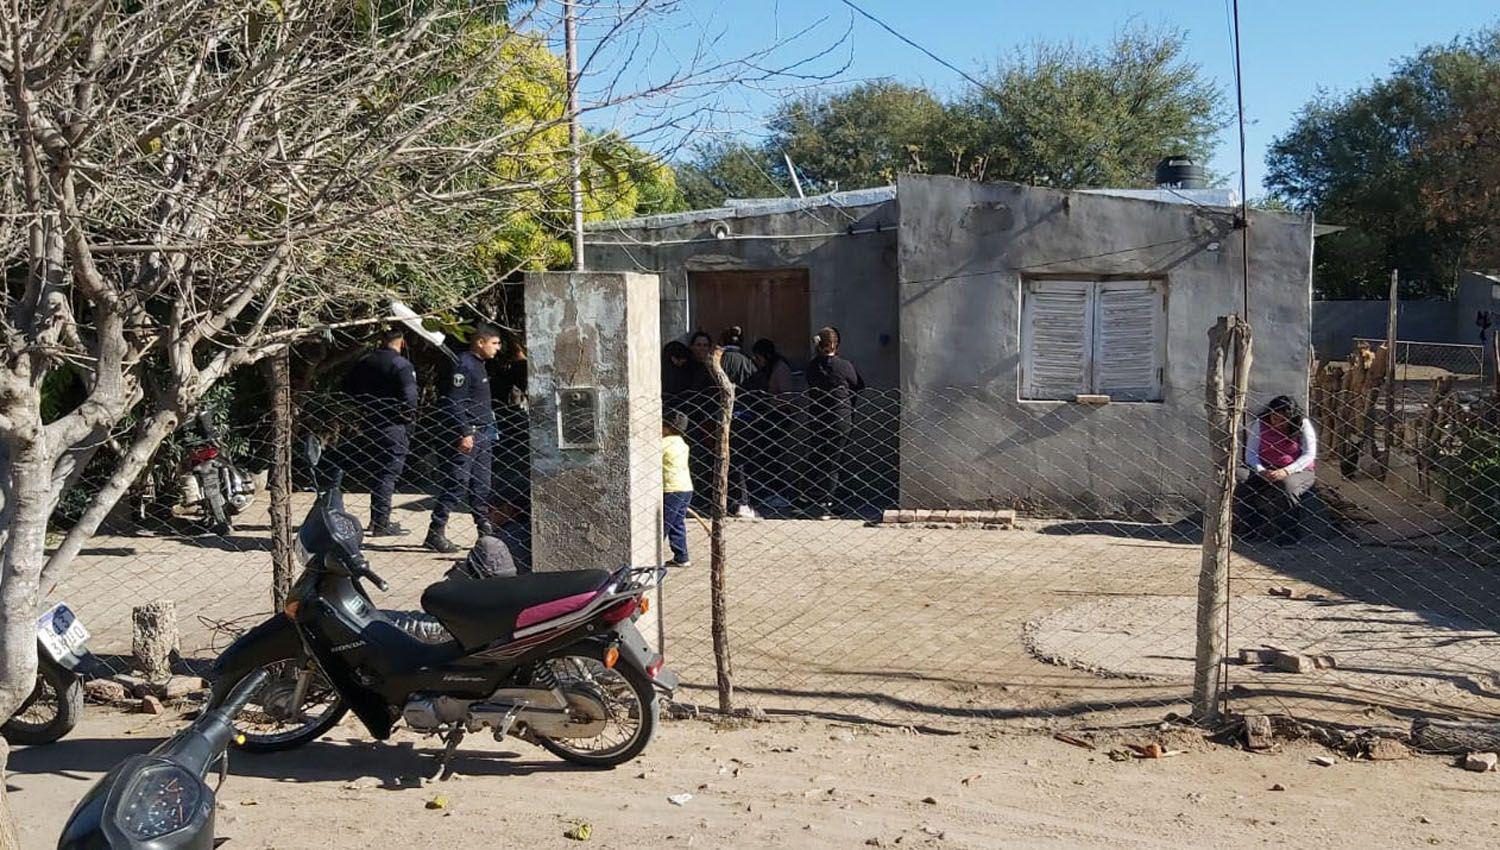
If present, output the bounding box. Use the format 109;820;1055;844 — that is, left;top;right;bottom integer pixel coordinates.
571;0;1498;195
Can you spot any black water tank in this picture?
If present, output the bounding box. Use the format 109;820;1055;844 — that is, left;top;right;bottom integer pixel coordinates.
1155;155;1207;190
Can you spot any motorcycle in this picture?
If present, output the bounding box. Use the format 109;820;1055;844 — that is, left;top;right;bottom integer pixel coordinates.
181;411;255;535
57;669;269;849
3;602;92;746
207;437;675;769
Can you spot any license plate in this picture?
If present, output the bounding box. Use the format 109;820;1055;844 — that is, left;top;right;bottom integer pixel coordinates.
37;603;90;662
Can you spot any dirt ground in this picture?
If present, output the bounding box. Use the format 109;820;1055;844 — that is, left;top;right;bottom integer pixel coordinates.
12;705;1500;850
51;485;1500;732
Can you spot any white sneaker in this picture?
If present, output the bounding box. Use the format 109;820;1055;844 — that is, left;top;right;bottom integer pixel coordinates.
735;504;760;520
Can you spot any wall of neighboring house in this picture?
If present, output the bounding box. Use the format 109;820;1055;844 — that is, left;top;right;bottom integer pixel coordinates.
584;196;902;388
1311;271;1499;361
896;174;1315;519
1312;300;1470;360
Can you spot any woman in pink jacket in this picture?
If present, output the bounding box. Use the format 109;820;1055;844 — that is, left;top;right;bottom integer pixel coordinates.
1236;395;1318;545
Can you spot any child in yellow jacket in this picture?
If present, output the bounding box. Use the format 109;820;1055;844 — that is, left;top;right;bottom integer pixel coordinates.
662;412;693;567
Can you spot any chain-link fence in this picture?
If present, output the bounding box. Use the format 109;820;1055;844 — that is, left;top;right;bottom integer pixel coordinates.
43;372;1500;732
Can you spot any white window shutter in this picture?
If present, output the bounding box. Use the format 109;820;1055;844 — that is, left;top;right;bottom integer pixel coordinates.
1021;281;1093;400
1094;280;1163;401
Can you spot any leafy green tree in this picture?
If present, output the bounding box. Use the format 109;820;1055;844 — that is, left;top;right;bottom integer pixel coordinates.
952;26;1225;188
768;81;946;193
675;27;1224;202
675;140;786;208
1266;28;1500;298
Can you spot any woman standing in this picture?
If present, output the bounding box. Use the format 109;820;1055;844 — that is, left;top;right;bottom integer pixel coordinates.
804;327;864;519
1237;395;1318;544
748;337;795;510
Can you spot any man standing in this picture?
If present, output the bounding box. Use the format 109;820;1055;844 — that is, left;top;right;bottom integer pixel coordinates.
341;328;419;536
425;324;503;553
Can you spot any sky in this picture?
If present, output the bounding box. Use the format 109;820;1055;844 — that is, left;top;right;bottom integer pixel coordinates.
570;0;1499;196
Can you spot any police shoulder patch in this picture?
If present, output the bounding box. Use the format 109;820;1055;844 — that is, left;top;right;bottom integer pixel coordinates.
453;373;466;388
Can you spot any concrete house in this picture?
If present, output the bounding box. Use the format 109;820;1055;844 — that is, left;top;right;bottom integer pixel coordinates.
587;173;1316;518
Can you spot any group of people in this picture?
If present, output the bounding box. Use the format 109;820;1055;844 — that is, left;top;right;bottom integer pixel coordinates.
334;320;1312;576
334;324;527;569
659;325;865;568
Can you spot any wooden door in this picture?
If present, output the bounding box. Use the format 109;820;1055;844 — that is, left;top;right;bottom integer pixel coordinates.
688;269;811;357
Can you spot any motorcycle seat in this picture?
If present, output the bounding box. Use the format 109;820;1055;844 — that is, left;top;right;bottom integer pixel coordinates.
421;569;612;649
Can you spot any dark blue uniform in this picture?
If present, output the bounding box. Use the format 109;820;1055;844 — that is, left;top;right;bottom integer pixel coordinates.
340;346;418;530
429;351;497;533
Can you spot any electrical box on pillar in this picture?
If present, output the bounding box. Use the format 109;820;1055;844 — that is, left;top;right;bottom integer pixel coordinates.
557;387;601;450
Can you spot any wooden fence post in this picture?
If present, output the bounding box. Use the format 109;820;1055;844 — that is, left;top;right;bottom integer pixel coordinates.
265;349;296;611
707;347;735;713
1193;316;1253;723
1379;269;1399;480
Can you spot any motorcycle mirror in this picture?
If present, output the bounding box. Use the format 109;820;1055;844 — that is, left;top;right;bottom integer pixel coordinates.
303;434;323;468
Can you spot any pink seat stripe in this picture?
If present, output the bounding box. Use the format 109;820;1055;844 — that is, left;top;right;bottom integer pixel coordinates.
515;591;599;629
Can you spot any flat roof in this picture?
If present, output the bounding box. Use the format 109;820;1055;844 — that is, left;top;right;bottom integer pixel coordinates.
586;186;897;232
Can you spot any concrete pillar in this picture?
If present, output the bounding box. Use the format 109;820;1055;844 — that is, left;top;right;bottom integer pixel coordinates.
525;272;662;643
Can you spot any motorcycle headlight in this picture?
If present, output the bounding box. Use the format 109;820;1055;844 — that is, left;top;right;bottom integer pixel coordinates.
114;763;204;841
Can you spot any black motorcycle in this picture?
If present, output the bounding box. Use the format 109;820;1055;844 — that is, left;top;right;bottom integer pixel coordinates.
3;603;92;746
208;438;675;768
57;669;268;849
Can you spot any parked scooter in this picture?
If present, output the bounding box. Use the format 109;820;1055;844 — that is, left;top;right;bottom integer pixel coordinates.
2;603;92;746
57;669;268;849
181;411;255;535
209;437;675;768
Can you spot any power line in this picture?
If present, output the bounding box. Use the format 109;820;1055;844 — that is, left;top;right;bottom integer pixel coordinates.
835;0;993;96
1230;0;1251;318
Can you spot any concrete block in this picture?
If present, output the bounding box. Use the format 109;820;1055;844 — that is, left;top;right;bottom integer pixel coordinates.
1463;752;1498;772
1272;652;1313;673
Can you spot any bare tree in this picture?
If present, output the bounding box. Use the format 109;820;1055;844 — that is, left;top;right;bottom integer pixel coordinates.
0;0;841;827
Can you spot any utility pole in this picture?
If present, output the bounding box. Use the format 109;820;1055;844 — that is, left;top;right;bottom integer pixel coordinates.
565;0;584;270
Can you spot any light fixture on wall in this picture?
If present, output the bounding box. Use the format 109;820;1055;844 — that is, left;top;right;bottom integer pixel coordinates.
708;220;731;240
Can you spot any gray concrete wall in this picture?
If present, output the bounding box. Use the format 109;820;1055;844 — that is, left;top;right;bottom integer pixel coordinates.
896;174;1315;519
1312;300;1463;360
1455;271;1500;346
585;200;902;388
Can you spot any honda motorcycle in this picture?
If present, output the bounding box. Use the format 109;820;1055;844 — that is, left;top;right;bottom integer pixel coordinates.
58;670;268;849
208;438;674;768
182;411;255;535
2;602;92;746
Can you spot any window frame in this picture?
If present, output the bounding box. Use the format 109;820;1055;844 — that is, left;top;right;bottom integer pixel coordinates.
1018;275;1167;403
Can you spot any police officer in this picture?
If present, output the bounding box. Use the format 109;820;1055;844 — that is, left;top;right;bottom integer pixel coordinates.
340;328;419;536
425;324;503;553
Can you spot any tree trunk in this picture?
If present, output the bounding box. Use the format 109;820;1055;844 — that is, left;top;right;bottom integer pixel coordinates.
0;446;55;846
265;350;296;610
0;740;19;850
707;348;735;714
1193;316;1253;723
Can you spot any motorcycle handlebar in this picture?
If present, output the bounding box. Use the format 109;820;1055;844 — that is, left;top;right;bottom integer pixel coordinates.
348;553;389;592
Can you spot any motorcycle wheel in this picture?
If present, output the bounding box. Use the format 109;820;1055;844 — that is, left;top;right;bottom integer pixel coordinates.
532;644;658;768
201;477;232;535
213;659;347;753
2;659;82;746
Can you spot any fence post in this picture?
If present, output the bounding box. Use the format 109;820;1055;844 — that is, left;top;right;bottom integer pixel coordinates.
1379;269;1399;480
265;349;296;611
708;347;735;714
1193;316;1253;723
